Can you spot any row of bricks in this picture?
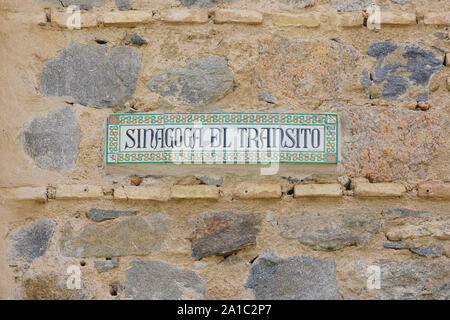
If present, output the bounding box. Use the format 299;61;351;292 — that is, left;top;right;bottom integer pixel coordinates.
1;181;449;201
27;9;450;28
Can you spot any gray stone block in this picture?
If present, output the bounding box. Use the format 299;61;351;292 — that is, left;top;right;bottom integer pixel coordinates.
8;219;56;264
367;42;443;101
40;44;141;108
332;0;375;11
94;257;120;272
22;106;80;171
86;208;137;222
125;260;206;299
190;211;261;259
115;0;132;10
245;250;342;300
147;54;233;106
60;214;170;258
278;208;380;250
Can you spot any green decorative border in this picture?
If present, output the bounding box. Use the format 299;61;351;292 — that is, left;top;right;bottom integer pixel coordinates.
106;112;338;164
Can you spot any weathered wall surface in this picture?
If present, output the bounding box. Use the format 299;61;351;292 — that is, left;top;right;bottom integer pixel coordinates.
0;0;449;300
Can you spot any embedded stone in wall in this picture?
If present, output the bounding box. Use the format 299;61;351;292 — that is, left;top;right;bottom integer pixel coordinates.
115;0;132;10
8;219;55;264
366;42;443;101
278;208;380;250
410;246;442;257
22;106;80;171
179;0;233;7
281;0;315;8
94;257;120;272
381;208;433;220
190;211;261;259
125;260;206;299
86;208;137;222
60;213;170;258
245;250;342;300
44;0;105;8
332;0;374;12
385;219;449;241
256;38;361;100
335;106;441;181
18;273;94;300
40;44;141;108
147;54;233;106
377;261;449;299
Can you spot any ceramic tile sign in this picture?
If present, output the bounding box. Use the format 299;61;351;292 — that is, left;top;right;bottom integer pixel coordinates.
106;113;338;164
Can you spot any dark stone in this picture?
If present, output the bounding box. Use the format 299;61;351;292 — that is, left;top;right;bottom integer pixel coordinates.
94;38;108;44
60;214;170;258
382;241;412;250
367;42;443;101
410;246;442;257
278;208;380;250
94;257;120;272
381;208;433;219
190;211;261;260
40;44;141;108
86;208;137;222
258;91;276;104
125;34;148;46
360;69;371;97
44;0;105;9
125;260;206;299
245;250;342;300
115;0;132;10
8;219;55;264
179;0;233;7
332;0;374;11
22;106;81;171
147;54;234;106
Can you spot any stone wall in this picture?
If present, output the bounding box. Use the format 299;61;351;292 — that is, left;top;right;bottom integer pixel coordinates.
0;0;449;300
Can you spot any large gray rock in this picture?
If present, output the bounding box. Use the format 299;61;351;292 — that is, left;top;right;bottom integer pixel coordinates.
377;260;449;299
332;0;375;11
366;42;443;101
245;250;342;300
335;105;441;181
22;106;81;171
40;44;141;108
86;208;137;222
8;219;55;264
125;260;206;299
179;0;233;7
190;211;261;259
60;214;170;258
278;209;380;250
147;54;234;106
